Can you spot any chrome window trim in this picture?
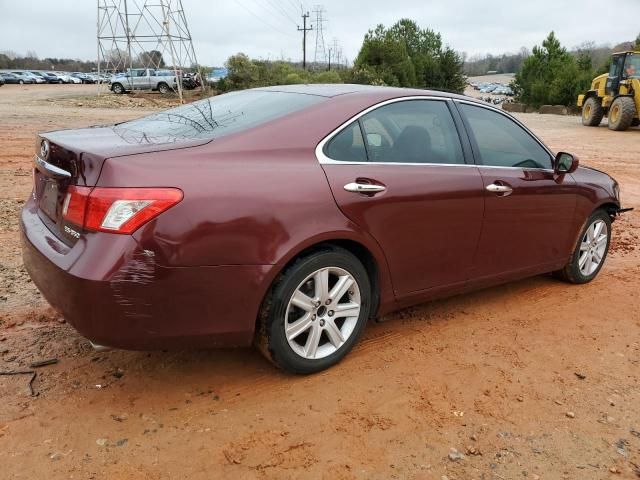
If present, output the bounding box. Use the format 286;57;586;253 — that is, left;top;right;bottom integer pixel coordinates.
318;158;553;172
316;95;470;167
315;95;556;173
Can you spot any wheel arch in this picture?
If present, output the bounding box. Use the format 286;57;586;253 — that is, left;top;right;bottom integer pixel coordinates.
583;90;599;102
596;201;622;219
566;203;617;266
258;232;395;328
288;239;381;318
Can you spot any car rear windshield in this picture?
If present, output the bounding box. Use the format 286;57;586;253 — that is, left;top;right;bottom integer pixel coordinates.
113;90;325;144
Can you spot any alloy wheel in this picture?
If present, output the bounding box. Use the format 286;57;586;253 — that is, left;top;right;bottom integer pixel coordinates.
578;219;608;276
285;266;361;360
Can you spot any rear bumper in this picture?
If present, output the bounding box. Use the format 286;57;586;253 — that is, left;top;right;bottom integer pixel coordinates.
20;198;271;350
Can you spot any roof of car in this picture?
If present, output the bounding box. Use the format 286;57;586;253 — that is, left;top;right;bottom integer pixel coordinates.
254;83;473;102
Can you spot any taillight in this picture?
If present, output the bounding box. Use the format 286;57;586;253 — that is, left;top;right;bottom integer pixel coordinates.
62;187;183;234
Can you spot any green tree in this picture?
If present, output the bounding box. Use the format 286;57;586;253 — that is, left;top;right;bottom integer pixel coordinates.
355;24;417;86
434;46;466;92
513;32;593;107
635;33;640;49
354;19;466;92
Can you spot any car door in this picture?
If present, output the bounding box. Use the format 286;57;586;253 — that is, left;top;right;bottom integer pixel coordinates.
455;101;577;280
319;98;485;297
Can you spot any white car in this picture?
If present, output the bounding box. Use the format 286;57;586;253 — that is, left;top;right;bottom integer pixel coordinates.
54;72;73;84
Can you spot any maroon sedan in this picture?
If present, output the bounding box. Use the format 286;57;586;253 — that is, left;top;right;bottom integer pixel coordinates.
21;84;626;373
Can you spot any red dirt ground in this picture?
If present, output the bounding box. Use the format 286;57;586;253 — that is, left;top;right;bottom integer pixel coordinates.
1;84;639;480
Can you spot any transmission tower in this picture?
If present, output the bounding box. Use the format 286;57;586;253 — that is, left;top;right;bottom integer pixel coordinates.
312;5;327;67
331;37;343;69
97;0;200;101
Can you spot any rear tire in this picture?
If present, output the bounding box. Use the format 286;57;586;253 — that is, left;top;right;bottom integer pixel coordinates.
19;80;24;85
255;247;371;374
581;97;604;126
554;209;611;284
608;97;636;131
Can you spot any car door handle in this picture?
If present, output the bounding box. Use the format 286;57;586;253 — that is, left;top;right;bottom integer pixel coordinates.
486;183;513;195
344;182;386;194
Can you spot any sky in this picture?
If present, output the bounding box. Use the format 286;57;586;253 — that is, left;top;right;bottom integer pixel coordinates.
0;0;638;67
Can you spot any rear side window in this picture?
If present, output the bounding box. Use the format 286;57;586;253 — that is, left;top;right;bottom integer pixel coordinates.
115;90;325;144
360;100;464;164
460;103;552;169
324;122;367;162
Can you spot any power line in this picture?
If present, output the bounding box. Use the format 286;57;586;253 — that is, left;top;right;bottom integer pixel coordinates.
284;0;302;13
232;0;295;38
245;0;295;30
266;0;298;26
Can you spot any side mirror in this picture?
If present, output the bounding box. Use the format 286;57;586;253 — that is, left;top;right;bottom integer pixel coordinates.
555;152;579;174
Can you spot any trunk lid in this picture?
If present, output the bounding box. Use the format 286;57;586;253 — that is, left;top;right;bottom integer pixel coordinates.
33;126;210;245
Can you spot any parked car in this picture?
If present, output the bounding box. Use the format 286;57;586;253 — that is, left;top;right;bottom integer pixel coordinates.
13;71;45;84
71;72;91;83
28;71;50;83
0;72;32;84
182;72;201;90
53;72;73;84
21;84;627;373
109;68;178;94
34;71;63;84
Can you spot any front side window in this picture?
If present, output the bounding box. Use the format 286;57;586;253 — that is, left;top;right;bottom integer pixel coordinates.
359;100;465;164
459;103;552;169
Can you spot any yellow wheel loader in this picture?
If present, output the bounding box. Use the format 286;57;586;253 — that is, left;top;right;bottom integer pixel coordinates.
578;51;639;131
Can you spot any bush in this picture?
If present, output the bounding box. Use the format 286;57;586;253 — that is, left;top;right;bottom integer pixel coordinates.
223;54;346;91
311;70;342;84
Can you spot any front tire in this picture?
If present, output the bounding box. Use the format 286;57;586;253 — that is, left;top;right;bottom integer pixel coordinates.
111;83;125;94
581;97;604;126
256;247;371;374
608;97;636;131
555;210;611;284
158;82;170;94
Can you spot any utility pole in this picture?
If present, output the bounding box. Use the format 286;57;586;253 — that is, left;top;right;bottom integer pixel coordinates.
328;48;332;71
297;12;313;70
